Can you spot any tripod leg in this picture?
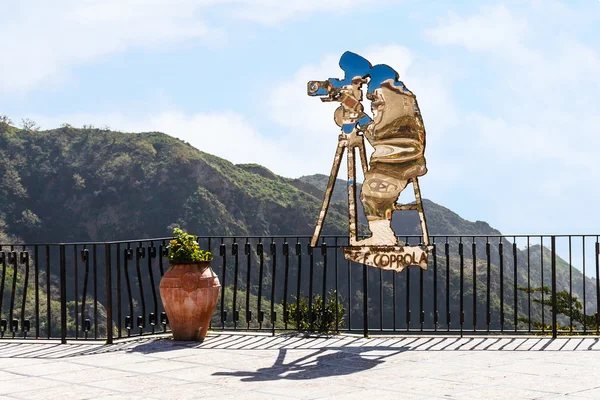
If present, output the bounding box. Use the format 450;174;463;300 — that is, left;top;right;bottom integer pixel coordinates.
311;139;346;247
412;177;430;246
357;138;369;176
347;146;358;246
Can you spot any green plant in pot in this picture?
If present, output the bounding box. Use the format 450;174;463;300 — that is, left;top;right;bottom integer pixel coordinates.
159;228;220;341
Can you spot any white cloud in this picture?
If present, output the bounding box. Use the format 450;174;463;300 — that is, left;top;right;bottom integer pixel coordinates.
425;3;600;171
1;0;212;93
426;4;529;53
229;0;390;24
426;3;600;93
423;3;600;234
0;0;393;94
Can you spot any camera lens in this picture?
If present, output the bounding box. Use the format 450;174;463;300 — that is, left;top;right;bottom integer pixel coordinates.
307;81;320;94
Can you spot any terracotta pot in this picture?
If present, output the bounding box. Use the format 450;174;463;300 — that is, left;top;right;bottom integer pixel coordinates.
159;262;221;341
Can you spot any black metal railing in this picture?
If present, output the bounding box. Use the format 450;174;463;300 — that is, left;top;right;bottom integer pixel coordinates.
0;235;599;343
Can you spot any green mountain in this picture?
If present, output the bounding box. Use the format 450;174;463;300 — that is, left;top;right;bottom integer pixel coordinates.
0;124;348;243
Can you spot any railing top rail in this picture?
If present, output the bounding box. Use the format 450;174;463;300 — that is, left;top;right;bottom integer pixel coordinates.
181;234;600;239
0;237;174;247
1;233;599;247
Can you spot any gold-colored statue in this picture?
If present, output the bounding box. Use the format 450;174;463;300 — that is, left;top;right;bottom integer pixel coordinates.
308;51;431;272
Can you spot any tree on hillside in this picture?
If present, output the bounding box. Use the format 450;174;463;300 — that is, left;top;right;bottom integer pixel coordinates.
0;115;12;131
519;286;598;333
21;118;39;133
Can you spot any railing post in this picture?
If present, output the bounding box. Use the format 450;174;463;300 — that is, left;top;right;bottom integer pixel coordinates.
59;244;67;344
551;236;557;339
363;263;368;338
105;243;113;344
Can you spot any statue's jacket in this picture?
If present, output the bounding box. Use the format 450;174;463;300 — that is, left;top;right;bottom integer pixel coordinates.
364;79;427;181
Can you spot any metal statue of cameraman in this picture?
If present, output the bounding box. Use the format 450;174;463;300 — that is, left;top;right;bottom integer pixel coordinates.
308;51;431;272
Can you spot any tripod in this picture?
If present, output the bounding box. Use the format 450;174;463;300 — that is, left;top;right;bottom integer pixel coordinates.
310;127;431;249
311;127;368;247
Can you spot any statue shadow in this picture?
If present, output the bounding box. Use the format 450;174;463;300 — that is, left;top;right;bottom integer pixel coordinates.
212;346;408;382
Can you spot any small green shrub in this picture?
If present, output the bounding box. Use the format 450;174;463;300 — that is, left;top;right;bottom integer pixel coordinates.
167;228;213;264
286;290;345;334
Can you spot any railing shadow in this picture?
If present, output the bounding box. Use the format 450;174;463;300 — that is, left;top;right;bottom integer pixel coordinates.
0;334;599;361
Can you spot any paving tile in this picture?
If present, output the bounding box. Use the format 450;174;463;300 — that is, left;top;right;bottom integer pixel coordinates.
221;392;294;400
583;338;600;350
397;362;474;378
88;374;190;392
168;350;267;366
248;336;292;350
138;382;233;399
138;382;290;400
449;337;484;350
313;388;429;400
514;377;598;396
428;338;462;350
441;338;479;350
122;347;202;360
394;377;485;397
26;345;101;359
378;337;417;349
542;352;600;367
68;352;153;367
262;337;309;350
109;359;196;374
3;360;96;377
497;338;529;350
1;376;64;395
158;363;287;384
495;359;586;379
446;385;557;400
560;338;584;351
198;335;253;349
333;368;421;388
407;337;444;350
11;384;116;400
565;386;600;398
91;395;150;400
208;357;296;373
438;369;529;386
443;353;532;370
0;357;57;368
245;379;360;399
528;338;555;351
42;366;138;384
0;370;25;381
513;338;544;351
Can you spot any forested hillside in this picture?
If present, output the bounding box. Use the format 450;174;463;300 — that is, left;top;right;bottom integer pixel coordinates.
0;122;348;243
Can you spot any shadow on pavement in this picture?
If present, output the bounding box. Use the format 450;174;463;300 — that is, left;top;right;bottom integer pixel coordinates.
211;346;406;382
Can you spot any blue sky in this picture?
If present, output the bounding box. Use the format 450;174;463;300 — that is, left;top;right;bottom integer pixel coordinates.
2;0;600;238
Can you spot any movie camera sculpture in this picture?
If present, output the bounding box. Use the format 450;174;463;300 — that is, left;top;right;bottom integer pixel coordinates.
308;51;431;273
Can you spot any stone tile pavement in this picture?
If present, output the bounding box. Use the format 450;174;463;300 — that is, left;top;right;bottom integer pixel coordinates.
1;333;600;399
